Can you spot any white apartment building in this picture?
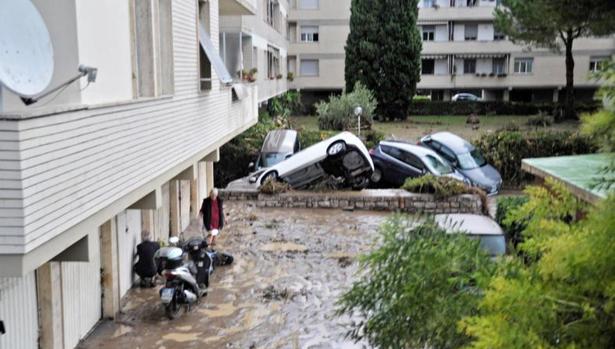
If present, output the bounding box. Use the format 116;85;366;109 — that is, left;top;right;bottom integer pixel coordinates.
220;0;290;102
0;1;257;348
287;0;615;102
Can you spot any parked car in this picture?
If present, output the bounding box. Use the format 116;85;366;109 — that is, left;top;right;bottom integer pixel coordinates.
369;140;466;187
249;131;373;190
452;93;481;101
434;214;506;257
419;132;502;195
250;129;300;171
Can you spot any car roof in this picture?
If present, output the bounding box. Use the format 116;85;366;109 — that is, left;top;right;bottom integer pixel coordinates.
426;131;474;153
434;214;504;236
261;129;298;153
380;140;441;157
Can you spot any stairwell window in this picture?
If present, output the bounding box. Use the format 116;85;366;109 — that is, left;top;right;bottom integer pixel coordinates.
300;26;319;42
464;24;477;41
299;0;319;10
300;59;319;76
514;57;533;74
464;59;476;74
422;26;435;41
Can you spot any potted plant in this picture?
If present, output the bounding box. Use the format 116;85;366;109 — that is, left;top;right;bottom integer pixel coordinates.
287;72;295;81
276;73;283;80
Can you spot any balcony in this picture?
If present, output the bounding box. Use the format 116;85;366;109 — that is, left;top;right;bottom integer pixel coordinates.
219;0;257;15
418;5;495;21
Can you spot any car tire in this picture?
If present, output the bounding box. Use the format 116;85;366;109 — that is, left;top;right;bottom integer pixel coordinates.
260;171;278;185
352;177;370;191
370;166;383;183
327;141;347;157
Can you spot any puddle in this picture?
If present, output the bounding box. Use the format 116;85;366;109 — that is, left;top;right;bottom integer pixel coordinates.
81;203;390;349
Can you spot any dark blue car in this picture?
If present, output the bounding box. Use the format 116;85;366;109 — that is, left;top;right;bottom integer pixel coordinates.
419;132;502;195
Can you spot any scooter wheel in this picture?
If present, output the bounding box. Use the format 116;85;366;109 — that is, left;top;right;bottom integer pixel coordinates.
165;300;182;320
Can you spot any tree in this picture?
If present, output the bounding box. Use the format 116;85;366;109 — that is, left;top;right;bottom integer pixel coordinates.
337;215;495;348
345;0;422;120
494;0;615;120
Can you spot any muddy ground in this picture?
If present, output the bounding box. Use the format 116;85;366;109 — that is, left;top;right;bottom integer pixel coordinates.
81;202;390;349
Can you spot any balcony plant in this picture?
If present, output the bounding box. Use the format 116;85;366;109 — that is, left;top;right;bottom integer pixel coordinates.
276;73;283;80
287;72;295;81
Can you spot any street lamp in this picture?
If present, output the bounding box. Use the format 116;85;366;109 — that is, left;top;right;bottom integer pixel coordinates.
354;106;363;137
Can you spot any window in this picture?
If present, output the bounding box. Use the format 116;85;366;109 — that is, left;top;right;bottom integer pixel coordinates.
267;46;280;79
422;25;435;41
421;59;435;75
492;57;506;74
198;0;233;90
266;0;281;31
300;59;319;76
400;152;425;170
514;57;533;74
463;59;476;74
493;28;505;41
464;24;477;41
300;26;319;42
423;0;434;7
299;0;319;10
466;0;477;6
132;0;175;97
589;57;608;72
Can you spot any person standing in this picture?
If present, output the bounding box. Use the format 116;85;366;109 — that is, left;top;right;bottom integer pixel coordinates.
134;230;160;287
200;188;224;246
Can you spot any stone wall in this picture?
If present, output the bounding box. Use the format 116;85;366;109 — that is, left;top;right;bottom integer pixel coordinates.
221;189;484;214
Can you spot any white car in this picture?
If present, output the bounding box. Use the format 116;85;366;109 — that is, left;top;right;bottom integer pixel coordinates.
249;131;374;190
434;214;506;257
451;93;481;101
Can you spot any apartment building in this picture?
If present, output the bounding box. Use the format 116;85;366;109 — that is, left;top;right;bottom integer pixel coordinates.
287;0;614;102
0;1;257;348
220;0;290;102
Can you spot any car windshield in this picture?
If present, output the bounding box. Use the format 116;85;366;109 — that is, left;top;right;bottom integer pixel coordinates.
259;152;287;168
456;149;487;170
477;235;506;256
424;155;453;175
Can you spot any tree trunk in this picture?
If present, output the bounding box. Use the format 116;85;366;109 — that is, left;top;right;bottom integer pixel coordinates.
564;31;575;120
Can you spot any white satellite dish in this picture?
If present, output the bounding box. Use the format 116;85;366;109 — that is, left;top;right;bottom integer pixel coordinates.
0;0;54;97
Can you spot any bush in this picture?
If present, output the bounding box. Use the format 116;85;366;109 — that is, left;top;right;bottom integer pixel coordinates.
259;177;290;194
337;215;495;349
316;82;376;131
402;175;489;214
474;130;598;186
495;195;529;249
408;100;600;117
526;113;554;127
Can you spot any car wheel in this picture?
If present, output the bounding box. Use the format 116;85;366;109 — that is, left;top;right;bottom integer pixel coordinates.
370;166;383;183
352;177;370;190
327;141;346;157
260;171;278;185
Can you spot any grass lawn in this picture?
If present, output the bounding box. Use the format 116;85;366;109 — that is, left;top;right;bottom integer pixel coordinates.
291;115;581;142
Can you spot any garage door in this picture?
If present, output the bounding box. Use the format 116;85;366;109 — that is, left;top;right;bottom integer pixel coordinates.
117;209;142;298
61;231;102;349
0;272;38;349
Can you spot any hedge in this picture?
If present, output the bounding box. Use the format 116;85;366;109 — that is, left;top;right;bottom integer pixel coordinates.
474;130;598;186
409;101;599;117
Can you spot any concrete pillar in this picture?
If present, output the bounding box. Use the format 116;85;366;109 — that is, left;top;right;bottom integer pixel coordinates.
179;180;191;232
157;182;171;241
553;88;559;102
141;210;155;240
197;161;208;205
169;180;180;236
100;219;120;319
443;90;451;101
36;262;64;349
206;161;214;194
503;89;510;102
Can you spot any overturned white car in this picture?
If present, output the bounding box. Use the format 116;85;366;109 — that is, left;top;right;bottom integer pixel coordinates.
248;131;374;190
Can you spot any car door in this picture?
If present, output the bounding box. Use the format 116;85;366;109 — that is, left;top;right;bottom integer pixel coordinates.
381;145;424;186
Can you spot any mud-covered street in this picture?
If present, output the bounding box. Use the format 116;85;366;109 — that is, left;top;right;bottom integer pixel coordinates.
81;202;390;349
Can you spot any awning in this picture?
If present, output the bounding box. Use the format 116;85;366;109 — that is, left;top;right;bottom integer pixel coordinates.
454;53;507;59
232;83;248;100
422;54;447;60
199;24;233;85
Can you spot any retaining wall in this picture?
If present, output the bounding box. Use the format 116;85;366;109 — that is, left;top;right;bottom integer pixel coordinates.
221;189;484;215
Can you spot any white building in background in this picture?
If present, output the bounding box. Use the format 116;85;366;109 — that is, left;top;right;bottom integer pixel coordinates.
0;0;257;348
287;0;614;102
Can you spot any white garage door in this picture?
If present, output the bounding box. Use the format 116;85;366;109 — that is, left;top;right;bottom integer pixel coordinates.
0;272;38;349
117;209;142;298
61;231;102;349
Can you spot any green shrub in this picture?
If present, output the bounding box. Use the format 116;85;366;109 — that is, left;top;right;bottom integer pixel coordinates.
337;215;495;349
408;100;599;117
316;82;376;131
474;130;598;186
402;175;489;214
495;195;529;249
526;113;554;127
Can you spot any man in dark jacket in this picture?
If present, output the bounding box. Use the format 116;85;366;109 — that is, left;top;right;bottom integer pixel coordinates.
134;230;160;287
199;188;224;246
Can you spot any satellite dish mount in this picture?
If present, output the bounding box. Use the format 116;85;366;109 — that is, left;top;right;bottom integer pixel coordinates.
20;65;98;106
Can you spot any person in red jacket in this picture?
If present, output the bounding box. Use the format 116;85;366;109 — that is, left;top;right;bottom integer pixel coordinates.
199;188;224;246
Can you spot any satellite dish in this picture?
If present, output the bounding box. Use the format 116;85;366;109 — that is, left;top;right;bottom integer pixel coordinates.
0;0;54;97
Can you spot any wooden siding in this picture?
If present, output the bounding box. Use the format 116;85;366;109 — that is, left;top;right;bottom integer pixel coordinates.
0;0;258;255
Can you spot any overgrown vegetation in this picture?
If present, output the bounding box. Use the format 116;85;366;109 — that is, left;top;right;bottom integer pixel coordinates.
475;130;597;186
316;82;376;131
337;215;495;349
258;177;290;195
495;195;529;249
526;112;554;127
408;100;599;116
402;175;489;214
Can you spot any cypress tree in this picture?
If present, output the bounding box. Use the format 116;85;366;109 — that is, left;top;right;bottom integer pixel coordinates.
345;0;422;120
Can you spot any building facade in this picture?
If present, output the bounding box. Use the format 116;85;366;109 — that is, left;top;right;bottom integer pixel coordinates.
0;0;258;348
287;0;614;102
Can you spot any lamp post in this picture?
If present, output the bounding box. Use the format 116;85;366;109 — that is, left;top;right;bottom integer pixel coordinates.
354;106;363;138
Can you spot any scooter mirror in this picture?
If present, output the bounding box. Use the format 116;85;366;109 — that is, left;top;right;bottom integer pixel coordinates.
169;236;180;245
